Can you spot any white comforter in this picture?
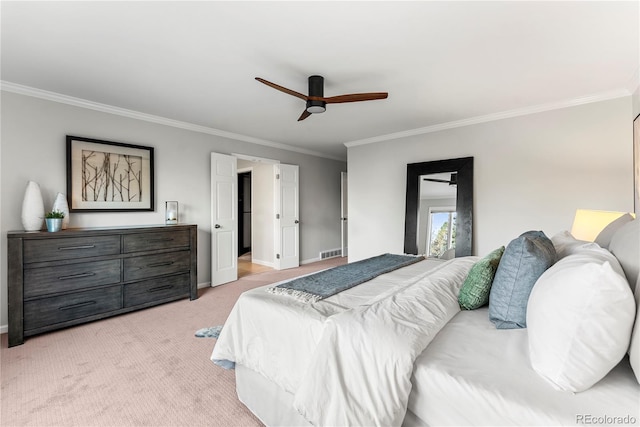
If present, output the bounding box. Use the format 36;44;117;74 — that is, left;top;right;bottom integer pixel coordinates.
211;257;476;426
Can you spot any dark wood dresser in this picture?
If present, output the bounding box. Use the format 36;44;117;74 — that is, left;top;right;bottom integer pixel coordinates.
7;224;197;347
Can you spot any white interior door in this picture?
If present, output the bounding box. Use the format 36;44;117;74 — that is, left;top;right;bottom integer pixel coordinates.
341;171;348;257
274;164;299;270
211;152;238;286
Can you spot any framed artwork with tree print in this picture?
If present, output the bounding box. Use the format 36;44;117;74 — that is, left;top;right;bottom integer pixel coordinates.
66;136;154;212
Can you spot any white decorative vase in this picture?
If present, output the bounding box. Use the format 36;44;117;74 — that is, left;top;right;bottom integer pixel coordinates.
52;192;70;230
21;181;45;231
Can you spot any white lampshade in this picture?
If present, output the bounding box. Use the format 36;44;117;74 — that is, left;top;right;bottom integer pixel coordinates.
570;209;633;242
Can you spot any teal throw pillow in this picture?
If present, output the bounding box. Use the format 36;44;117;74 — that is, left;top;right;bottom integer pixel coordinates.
489;230;556;329
458;246;505;310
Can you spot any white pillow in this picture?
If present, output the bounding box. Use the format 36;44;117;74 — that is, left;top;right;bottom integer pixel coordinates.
609;218;640;296
595;213;634;250
630;276;640;384
550;231;598;259
607;218;640;384
527;250;636;392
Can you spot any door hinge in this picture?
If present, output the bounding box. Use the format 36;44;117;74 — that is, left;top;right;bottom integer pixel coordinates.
276;173;280;179
276;213;280;219
276;254;280;259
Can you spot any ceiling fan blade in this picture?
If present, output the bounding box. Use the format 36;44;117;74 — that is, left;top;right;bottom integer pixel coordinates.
297;109;312;121
320;92;388;104
255;77;308;101
423;178;450;183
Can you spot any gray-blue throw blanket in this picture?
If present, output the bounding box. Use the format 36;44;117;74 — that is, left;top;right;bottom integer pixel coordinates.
266;253;425;302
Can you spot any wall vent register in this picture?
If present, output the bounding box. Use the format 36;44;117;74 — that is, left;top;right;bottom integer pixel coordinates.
320;248;342;259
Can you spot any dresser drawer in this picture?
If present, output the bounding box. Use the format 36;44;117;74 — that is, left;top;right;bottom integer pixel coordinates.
24;259;122;299
123;230;190;253
23;235;121;263
124;251;191;281
124;273;190;308
24;286;122;331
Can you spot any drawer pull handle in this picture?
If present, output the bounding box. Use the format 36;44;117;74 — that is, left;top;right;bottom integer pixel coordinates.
59;300;97;310
147;261;174;268
58;272;96;280
149;285;173;293
58;245;96;251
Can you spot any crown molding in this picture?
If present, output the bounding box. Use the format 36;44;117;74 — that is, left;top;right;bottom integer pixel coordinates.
0;81;345;162
344;89;631;148
3;80;630;159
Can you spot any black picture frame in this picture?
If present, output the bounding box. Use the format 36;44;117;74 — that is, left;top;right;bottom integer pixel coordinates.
66;135;155;212
634;114;640;216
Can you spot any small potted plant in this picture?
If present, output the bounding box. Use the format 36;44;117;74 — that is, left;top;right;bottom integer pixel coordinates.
45;210;65;232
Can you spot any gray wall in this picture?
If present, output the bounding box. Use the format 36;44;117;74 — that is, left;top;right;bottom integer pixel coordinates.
0;91;346;329
348;96;634;261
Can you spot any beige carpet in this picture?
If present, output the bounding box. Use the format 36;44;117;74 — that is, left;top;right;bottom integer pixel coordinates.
1;257;346;427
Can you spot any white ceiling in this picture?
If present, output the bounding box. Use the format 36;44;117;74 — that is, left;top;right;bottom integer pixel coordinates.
1;1;638;161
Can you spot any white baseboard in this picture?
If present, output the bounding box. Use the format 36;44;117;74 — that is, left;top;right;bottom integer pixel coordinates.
303;252;346;265
250;258;274;268
245;257;335;268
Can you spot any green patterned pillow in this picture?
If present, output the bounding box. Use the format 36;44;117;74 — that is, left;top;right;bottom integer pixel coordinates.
458;246;505;310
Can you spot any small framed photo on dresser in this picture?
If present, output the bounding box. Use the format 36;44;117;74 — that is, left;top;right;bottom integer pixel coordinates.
66;135;155;212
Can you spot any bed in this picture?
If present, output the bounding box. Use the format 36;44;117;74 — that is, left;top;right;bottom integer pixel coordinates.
211;218;640;426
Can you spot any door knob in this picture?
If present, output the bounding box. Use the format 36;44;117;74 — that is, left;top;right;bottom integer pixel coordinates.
214;224;221;229
294;220;299;224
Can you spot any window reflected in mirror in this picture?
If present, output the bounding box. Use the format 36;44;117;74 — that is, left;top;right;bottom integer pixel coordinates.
427;209;456;258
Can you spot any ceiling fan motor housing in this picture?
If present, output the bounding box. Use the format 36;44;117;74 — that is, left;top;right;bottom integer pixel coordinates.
306;75;326;113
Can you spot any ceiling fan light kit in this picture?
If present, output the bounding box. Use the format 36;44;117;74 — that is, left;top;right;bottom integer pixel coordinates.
255;75;388;121
306;103;326;114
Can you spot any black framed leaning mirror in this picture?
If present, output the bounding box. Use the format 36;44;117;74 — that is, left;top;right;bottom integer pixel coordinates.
404;157;474;257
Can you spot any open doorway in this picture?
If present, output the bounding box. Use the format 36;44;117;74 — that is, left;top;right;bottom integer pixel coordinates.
238;171;252;257
236;158;277;278
237;169;271;278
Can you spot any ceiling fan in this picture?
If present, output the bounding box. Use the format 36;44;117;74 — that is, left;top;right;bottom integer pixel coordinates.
255;75;388;121
423;173;458;186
